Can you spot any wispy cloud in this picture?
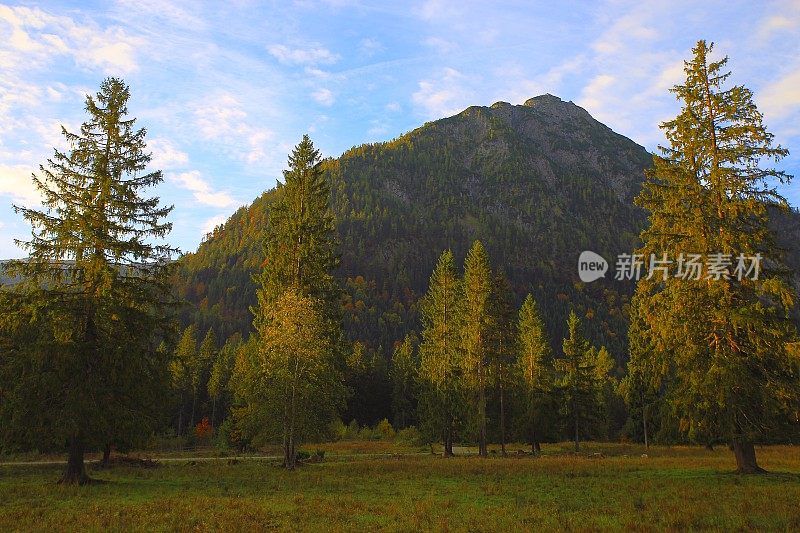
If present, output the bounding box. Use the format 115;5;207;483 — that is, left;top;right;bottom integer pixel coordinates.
758;67;800;134
412;67;474;119
358;38;383;56
201;214;227;235
192;92;275;165
0;4;143;73
0;164;43;206
171;171;237;208
423;36;458;55
267;44;339;65
148;138;189;169
311;88;335;106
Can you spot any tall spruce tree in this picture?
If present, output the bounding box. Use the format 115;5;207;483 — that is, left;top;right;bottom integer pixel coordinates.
461;240;493;457
171;324;197;439
0;78;175;484
417;250;465;457
236;135;345;468
489;271;517;456
391;333;418;429
192;328;217;427
629;40;800;473
557;310;598;452
208;332;242;428
515;293;554;453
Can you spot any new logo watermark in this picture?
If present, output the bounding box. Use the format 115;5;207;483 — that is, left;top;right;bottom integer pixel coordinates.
578;251;762;282
578;251;609;282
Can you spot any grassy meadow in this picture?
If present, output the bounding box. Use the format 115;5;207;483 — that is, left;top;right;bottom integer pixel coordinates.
1;442;800;532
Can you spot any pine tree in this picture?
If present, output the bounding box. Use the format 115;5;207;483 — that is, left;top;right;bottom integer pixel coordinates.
208;332;242;428
192;328;217;427
0;78;175;484
237;135;345;468
630;40;800;473
391;333;418;429
461;240;493;457
591;346;617;440
557;310;598;452
515;293;554;453
254;134;339;316
489;271;517;456
171;324;197;439
417;250;465;457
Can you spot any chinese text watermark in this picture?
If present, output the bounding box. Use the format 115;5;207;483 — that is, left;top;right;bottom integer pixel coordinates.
578;251;762;283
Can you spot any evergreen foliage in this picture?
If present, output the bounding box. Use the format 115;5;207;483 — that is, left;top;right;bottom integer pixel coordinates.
628;40;800;473
0;78;175;484
417;250;466;456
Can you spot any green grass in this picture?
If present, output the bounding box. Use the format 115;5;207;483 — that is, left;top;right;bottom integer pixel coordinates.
1;442;799;532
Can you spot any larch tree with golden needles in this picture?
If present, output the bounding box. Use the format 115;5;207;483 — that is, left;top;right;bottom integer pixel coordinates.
234;135;345;469
515;293;555;453
629;40;800;473
461;240;493;457
417;250;466;457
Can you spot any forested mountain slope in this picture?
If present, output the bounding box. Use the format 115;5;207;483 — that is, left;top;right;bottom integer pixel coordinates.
174;94;653;377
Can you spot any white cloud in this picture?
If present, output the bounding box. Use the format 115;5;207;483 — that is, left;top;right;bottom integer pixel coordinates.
149;138;189;169
201;214;227;235
569;3;689;146
359;38;383;56
267;44;339;65
759;67;800;118
423;36;458;54
412;67;474;119
113;0;207;30
578;74;617;120
367;120;389;137
192;92;274;165
755;4;800;44
386;102;401;112
591;9;659;55
0;78;42;126
416;0;451;21
0;164;43;206
305;66;333;79
311;88;335;106
171;170;237;208
0;5;143;74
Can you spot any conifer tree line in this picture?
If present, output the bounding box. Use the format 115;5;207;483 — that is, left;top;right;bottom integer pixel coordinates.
2;40;799;480
408;243;621;455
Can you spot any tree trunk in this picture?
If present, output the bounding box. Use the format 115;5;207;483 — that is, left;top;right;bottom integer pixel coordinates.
190;391;197;431
534;441;541;454
732;439;766;474
642;403;649;449
285;359;298;470
574;412;580;452
443;426;453;457
59;438;91;485
478;364;487;458
499;372;506;457
101;443;112;467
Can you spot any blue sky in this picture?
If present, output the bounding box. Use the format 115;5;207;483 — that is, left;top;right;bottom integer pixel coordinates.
1;0;799;258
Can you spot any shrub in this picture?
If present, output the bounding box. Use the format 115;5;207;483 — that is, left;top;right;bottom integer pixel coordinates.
296;450;311;461
195;417;213;440
395;426;426;447
377;418;395;439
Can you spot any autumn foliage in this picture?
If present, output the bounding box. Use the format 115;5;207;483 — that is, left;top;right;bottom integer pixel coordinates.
195;417;213;440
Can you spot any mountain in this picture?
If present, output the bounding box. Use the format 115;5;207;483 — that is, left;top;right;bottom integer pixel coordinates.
174;95;653;369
